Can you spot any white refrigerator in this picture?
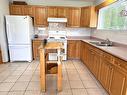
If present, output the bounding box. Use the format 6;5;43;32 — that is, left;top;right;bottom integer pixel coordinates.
5;15;33;62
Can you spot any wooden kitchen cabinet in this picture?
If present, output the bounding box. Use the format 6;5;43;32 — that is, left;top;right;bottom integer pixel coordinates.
32;40;42;60
80;6;97;27
34;6;47;27
89;48;102;79
57;7;68;18
99;56;113;91
67;40;81;59
67;7;81;27
109;58;127;95
23;5;34;17
47;7;58;17
10;5;24;15
0;49;3;64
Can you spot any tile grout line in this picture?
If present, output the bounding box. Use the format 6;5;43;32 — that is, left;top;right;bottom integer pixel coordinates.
64;60;73;95
72;60;90;95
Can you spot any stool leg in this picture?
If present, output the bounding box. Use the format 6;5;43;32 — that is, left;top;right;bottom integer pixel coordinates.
40;49;46;92
57;63;62;91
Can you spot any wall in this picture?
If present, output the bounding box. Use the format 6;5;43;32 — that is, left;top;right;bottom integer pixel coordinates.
9;0;93;7
0;0;9;62
35;23;91;37
91;30;127;45
92;0;127;45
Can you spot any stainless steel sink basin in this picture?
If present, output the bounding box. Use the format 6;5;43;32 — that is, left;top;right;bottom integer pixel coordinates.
89;41;113;46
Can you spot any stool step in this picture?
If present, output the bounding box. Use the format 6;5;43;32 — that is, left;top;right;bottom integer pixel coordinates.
46;60;58;64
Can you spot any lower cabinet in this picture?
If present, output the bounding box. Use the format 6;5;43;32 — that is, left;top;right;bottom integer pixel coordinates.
99;58;113;91
67;40;81;59
80;41;127;95
109;58;127;95
32;40;42;60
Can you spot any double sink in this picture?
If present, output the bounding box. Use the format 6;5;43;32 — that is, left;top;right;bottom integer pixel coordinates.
89;39;113;47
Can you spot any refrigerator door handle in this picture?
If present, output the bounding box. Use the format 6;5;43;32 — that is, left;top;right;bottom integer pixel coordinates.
6;23;12;43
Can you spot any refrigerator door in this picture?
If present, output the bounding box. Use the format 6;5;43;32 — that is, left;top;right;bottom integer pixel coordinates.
6;15;32;45
9;45;32;62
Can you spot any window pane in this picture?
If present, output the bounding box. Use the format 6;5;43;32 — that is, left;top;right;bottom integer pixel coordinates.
97;0;127;30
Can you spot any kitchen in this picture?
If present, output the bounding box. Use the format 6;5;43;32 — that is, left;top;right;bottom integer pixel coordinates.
0;0;127;95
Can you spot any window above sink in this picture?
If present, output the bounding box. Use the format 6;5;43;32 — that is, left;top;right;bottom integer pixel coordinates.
97;0;127;30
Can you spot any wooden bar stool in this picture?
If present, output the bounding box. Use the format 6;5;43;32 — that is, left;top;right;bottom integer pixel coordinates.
39;42;64;92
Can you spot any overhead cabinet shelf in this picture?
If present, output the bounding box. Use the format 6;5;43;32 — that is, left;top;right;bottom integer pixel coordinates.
9;5;97;28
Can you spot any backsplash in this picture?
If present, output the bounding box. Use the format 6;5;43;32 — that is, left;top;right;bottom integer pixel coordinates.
91;29;127;45
34;23;91;37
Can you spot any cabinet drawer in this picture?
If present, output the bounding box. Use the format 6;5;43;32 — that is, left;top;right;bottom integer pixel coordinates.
114;58;127;73
102;52;114;63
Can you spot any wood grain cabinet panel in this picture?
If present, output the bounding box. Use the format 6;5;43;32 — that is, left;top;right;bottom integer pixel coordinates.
10;5;24;15
99;58;113;91
67;40;81;59
57;7;68;18
109;58;127;95
47;7;58;17
23;5;34;17
67;7;81;27
32;40;42;60
81;6;97;27
0;50;3;64
34;6;47;27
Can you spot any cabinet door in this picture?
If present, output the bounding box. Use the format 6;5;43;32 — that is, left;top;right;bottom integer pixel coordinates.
67;40;76;59
91;50;101;79
81;6;97;27
34;6;47;26
23;5;34;17
109;66;126;95
47;7;57;17
99;58;113;91
67;40;80;59
0;50;3;64
67;7;81;27
57;7;68;18
10;5;24;15
32;40;42;60
81;7;90;27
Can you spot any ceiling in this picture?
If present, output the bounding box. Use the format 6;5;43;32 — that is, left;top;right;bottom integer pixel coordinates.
9;0;96;7
8;0;96;3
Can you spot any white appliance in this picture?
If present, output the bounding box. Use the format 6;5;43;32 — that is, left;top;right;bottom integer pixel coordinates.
5;15;33;62
47;31;67;60
47;17;67;23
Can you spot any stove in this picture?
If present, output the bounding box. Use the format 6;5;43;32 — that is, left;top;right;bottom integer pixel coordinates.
47;31;67;60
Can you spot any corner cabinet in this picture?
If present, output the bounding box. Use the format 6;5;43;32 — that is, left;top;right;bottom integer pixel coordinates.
80;6;97;28
34;6;47;27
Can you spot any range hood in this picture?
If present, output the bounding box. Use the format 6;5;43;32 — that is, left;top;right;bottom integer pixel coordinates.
47;17;67;23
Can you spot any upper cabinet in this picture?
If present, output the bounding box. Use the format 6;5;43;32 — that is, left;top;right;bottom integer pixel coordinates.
23;5;34;17
57;7;68;18
81;6;97;28
9;5;97;28
34;6;47;27
47;7;58;17
67;7;81;27
10;5;24;15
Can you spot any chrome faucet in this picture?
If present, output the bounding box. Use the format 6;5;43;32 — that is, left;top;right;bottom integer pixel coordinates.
104;38;113;46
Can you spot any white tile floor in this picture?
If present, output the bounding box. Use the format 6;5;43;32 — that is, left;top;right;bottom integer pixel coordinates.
0;60;109;95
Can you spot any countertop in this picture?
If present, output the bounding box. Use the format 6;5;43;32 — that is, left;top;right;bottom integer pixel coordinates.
33;36;127;62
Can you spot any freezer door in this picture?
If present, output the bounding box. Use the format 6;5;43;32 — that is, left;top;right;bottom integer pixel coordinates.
9;45;32;62
6;15;32;45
